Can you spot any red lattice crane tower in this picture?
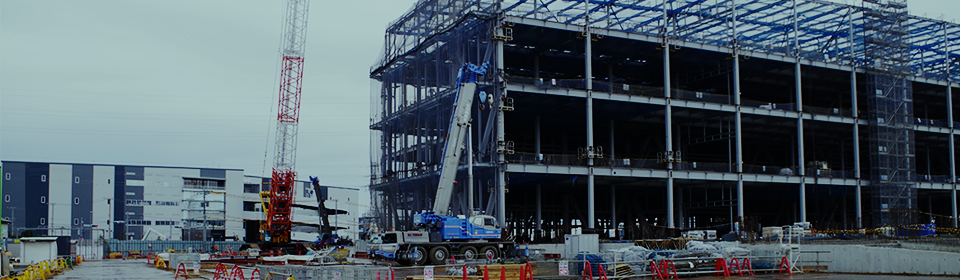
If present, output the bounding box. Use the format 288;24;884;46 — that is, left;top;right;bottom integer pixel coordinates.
267;0;310;244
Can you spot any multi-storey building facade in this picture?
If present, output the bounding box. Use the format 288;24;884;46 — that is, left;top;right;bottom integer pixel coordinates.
0;161;359;242
370;0;960;241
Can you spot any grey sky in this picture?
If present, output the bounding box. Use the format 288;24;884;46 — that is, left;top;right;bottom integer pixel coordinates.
1;0;957;191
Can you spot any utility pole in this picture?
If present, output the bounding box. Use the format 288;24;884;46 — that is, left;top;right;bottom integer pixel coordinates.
49;203;57;236
203;190;208;249
124;212;130;240
106;198;113;240
333;199;339;236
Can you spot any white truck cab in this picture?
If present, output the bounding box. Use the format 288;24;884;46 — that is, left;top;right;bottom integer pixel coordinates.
468;215;500;231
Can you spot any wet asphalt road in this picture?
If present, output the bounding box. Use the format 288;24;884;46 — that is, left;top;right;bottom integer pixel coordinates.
51;259;178;280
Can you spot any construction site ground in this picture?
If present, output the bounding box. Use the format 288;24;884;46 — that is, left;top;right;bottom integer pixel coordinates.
45;258;960;280
51;259;176;279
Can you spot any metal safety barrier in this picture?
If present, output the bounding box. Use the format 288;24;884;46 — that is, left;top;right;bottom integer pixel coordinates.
0;257;76;280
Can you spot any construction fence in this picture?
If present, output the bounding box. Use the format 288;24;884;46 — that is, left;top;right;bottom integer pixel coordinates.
251;254;792;280
105;240;244;255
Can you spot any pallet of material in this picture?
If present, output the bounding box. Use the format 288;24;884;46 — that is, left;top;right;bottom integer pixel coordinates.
614;264;634;276
634;239;689;250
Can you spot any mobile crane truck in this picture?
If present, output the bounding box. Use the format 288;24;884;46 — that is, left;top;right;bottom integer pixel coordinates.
368;62;518;266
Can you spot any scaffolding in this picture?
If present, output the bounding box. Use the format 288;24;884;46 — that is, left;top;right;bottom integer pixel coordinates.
370;0;960;232
370;1;503;230
863;0;916;227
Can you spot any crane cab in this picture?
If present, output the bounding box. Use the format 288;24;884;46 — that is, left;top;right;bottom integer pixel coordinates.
469;215;499;231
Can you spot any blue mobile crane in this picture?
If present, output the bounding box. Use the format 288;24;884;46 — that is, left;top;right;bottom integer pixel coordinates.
368;62;518;266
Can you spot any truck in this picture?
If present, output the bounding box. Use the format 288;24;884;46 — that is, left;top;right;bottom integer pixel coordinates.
368;62;518;265
370;212;516;265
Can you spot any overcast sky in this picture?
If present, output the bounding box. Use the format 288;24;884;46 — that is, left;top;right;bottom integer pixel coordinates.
1;0;957;192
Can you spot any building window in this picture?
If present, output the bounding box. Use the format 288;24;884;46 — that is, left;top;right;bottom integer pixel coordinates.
303;185;313;198
125;200;152;206
40;196;46;204
243;184;260;194
75;176;80;184
156;201;179;206
4;173;10;180
128;220;151;226
155;221;177;226
40;218;46;225
183;178;225;190
74;197;81;205
4;195;9;202
40;175;46;182
243;201;260;212
74;218;80;225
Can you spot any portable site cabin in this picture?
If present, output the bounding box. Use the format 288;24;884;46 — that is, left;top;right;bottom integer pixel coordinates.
19;237;58;264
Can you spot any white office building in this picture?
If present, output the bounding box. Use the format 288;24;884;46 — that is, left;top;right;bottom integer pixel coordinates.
0;161;359;242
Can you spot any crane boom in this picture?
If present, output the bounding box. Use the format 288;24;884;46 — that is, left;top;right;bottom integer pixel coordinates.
268;0;311;243
309;176;332;240
432;62;488;215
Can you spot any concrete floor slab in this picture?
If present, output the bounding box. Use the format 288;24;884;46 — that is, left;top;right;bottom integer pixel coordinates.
51;259;178;280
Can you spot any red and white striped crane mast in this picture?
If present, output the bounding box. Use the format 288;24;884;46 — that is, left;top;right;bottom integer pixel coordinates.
268;0;310;244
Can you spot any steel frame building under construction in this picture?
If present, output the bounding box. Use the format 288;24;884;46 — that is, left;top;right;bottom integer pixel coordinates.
369;0;960;241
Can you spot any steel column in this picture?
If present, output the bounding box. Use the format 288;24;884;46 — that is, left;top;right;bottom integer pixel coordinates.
534;54;540;84
610;120;615;160
664;40;675;229
496;24;507;225
536;184;542;237
852;69;862;228
585;0;596;229
797;61;806;223
535;115;541;156
734;49;744;221
610;185;616;236
950;85;958;228
795;0;805;221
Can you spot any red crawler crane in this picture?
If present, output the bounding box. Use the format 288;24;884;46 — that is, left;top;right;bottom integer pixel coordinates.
265;0;311;244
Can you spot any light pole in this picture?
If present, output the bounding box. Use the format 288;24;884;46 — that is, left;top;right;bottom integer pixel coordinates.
49;203;59;236
124;212;135;240
203;190;207;247
106;198;112;239
329;199;339;236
